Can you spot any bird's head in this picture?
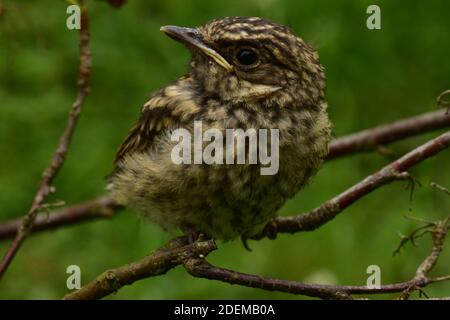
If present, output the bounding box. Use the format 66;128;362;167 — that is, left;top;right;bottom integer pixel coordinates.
161;16;325;108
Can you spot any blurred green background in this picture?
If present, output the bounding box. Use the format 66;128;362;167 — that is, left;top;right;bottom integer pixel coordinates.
0;0;449;299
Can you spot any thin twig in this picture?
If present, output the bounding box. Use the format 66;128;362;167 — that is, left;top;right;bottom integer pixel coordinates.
437;89;450;114
182;257;441;298
414;218;448;279
0;197;119;240
399;218;449;299
393;223;433;256
431;182;450;196
0;0;91;279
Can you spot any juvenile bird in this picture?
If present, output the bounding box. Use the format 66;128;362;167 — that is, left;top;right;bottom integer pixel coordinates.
109;17;331;245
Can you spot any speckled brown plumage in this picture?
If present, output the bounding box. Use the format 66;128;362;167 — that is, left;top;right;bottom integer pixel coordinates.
109;17;331;242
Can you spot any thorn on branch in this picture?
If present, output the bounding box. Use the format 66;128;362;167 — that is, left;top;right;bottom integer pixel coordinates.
431;182;450;196
392;172;421;211
437;89;450;114
399;285;427;300
393;215;447;257
39;199;66;221
39;200;66;212
418;288;430;299
393;223;432;256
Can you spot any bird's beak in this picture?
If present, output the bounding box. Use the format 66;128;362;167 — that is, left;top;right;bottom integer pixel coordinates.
160;25;234;72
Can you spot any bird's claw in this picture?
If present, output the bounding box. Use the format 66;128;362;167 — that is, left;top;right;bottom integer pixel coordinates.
241;236;252;251
181;225;211;244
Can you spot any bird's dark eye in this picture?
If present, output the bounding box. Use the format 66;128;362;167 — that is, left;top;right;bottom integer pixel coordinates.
236;49;258;66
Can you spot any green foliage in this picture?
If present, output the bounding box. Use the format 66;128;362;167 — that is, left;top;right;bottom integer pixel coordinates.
0;0;449;299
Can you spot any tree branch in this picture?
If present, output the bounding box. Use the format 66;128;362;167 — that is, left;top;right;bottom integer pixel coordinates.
185;217;450;300
0;197;118;241
252;131;450;240
0;0;91;279
327;109;450;160
64;236;217;300
66;216;450;300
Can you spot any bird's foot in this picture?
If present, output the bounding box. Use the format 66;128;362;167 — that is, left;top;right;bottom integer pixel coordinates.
241;235;252;252
181;225;209;244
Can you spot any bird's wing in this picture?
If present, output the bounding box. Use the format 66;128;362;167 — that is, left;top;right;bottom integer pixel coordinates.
113;76;200;165
113;93;174;165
